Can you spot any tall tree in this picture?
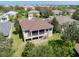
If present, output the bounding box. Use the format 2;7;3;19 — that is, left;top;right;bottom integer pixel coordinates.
14;18;21;33
36;7;52;18
51;17;61;33
72;10;79;21
61;22;79;42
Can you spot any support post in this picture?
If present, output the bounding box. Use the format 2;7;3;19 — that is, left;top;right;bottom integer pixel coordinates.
38;30;39;39
31;31;33;40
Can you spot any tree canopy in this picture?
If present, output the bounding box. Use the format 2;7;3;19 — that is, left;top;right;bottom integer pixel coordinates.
35;7;53;18
22;39;76;57
51;17;61;33
72;10;79;21
61;22;79;42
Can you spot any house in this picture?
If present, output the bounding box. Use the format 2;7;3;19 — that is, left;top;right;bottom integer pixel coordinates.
0;21;14;39
66;9;76;15
4;11;18;18
56;16;75;25
44;16;76;25
22;6;35;11
20;19;53;41
28;10;40;20
0;14;9;22
52;9;62;16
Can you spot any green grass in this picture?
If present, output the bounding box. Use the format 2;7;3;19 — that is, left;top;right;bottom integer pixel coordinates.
18;16;27;21
11;26;61;56
11;27;26;57
48;33;61;40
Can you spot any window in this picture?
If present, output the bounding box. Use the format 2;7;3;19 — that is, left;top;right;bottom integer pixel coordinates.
46;29;48;32
25;30;28;33
2;17;7;20
49;28;52;31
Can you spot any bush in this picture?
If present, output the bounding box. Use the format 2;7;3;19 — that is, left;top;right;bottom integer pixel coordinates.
22;40;76;57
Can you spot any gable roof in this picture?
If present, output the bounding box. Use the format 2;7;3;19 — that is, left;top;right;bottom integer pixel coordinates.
52;10;62;14
20;19;53;31
28;10;40;14
0;21;14;36
56;16;75;25
66;9;76;13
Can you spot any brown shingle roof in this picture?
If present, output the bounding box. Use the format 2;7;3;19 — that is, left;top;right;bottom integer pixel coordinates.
20;19;53;31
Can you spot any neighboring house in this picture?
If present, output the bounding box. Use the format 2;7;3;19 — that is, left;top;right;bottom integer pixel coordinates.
22;6;35;11
44;16;75;25
0;21;14;39
4;11;18;18
56;16;75;25
52;9;62;16
28;10;40;20
0;14;9;22
66;9;76;15
44;16;76;34
20;19;53;41
55;16;78;34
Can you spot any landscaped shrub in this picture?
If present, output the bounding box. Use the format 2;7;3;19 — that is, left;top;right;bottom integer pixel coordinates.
22;40;76;57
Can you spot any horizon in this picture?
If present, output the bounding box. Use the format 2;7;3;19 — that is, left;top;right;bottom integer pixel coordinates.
0;1;79;6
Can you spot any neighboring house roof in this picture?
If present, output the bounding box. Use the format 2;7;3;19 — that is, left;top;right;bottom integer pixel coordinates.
28;10;40;14
52;10;62;14
66;9;76;13
20;19;53;31
0;21;14;36
56;16;75;25
44;16;76;25
5;11;18;16
75;44;79;54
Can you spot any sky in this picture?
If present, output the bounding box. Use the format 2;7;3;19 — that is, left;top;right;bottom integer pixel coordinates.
0;1;79;5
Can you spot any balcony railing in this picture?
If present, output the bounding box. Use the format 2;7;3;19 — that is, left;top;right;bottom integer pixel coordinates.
24;32;47;39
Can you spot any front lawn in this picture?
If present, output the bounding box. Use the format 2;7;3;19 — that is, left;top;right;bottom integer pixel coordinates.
11;27;61;56
11;27;26;57
48;33;61;40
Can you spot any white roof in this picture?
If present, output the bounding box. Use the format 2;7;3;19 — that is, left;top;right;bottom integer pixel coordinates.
52;10;62;14
5;11;18;15
28;10;40;14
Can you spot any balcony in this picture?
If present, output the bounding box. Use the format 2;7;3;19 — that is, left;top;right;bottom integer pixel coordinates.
23;29;49;39
24;32;47;39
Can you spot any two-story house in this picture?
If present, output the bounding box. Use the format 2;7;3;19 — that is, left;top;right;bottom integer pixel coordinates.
20;19;53;41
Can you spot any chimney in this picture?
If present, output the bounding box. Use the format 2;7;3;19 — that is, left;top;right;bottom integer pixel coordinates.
28;14;33;20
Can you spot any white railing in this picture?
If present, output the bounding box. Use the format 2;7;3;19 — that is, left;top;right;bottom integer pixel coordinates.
24;33;47;39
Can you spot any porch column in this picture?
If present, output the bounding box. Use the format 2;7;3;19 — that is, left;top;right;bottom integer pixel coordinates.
38;29;39;39
31;31;33;40
44;29;47;38
44;29;46;35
